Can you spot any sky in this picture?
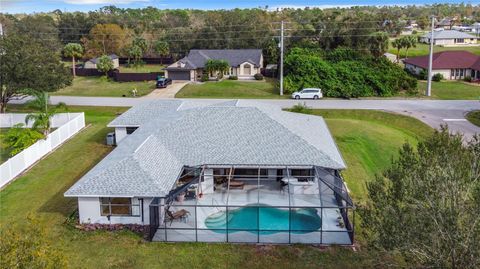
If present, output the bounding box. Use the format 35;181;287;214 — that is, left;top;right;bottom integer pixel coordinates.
1;0;478;14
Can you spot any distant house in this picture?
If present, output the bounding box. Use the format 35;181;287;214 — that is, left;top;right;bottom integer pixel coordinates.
165;49;263;81
420;30;477;46
404;50;480;80
84;54;120;69
435;18;457;30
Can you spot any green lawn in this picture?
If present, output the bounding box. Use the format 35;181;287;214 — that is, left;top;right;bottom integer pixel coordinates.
417;81;480;100
466;110;480;127
175;79;286;99
52;76;156;97
0;106;433;268
388;41;480;58
117;64;165;73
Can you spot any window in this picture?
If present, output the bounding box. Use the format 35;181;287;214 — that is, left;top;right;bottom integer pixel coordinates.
126;127;138;135
451;69;454;77
456;38;465;43
100;197;140;216
460;69;464;77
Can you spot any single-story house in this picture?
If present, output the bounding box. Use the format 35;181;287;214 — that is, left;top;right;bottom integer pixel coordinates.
403;50;480;80
84;54;120;69
165;49;263;81
420;30;477;46
64;100;354;245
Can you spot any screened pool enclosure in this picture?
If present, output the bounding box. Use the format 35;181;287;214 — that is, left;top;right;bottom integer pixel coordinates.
148;165;354;245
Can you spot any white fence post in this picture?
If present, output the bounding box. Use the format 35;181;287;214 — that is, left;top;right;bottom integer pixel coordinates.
0;112;86;188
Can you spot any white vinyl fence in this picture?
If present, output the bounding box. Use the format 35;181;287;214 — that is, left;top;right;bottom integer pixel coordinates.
0;113;85;188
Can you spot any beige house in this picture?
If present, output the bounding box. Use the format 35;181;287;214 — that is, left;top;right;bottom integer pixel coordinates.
84;54;120;69
420;30;477;46
165;49;263;81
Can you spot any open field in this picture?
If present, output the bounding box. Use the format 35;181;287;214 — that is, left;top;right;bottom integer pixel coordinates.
117;64;166;73
388;41;480;58
175;79;285;99
466;110;480;127
52;76;156;97
0;106;432;268
417;81;480;100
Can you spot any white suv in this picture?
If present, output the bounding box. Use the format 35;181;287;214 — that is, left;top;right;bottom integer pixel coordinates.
291;88;323;99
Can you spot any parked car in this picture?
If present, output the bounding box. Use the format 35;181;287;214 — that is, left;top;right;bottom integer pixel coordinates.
291;88;323;100
156;78;172;88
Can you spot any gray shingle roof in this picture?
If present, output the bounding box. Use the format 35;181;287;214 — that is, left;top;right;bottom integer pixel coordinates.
166;49;262;70
422;30;476;39
65;100;346;198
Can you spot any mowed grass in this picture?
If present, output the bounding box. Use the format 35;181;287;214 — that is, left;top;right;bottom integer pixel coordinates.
0;107;433;268
466;110;480;127
117;64;166;73
52;76;156;97
175;79;286;99
388;41;480;58
417;81;480;100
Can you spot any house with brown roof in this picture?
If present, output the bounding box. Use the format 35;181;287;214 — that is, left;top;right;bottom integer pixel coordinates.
403;51;480;80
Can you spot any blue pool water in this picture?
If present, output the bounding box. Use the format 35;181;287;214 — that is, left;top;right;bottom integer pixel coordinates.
204;204;321;234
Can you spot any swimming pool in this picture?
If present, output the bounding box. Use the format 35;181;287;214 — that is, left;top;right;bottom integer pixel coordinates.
204;204;321;234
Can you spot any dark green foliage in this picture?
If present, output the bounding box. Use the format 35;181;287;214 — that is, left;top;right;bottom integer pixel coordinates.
254;73;264;80
432;73;444;82
288;103;312;114
418;69;428;80
228;75;238;80
464;75;472;82
4;124;44;156
361;128;480;268
200;74;209;82
284;48;417;98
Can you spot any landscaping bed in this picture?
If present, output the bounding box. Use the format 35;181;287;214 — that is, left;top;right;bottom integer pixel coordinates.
0;106;433;268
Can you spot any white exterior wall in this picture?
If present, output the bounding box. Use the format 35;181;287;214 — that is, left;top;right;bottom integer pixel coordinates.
77;197;153;225
115;127;127;144
83;61;96;69
405;64;457;80
112;58;120;69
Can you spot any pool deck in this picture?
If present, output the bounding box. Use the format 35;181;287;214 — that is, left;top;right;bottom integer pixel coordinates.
152;180;352;244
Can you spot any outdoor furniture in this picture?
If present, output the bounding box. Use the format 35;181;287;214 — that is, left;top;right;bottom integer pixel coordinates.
228;180;245;189
165;208;190;225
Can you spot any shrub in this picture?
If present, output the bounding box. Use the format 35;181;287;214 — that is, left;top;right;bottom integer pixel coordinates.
418;69;428;80
464;76;472;82
228;75;238;80
289;103;312;114
432;73;444;82
4;123;44;156
254;73;264;80
200;74;209;82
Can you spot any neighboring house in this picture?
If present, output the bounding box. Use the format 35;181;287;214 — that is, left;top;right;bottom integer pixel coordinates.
165;49;263;81
84;54;120;69
420;30;477;46
435;18;457;30
64;100;354;245
383;52;397;63
403;50;480;80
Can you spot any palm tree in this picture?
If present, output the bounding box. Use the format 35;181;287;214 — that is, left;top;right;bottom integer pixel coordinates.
25;91;67;136
391;39;403;63
401;35;417;59
63;43;84;77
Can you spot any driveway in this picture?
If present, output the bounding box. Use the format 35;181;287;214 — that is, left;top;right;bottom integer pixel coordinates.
8;97;480;139
145;81;188;99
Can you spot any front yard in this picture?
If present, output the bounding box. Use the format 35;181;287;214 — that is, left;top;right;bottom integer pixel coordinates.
0;105;433;268
175;79;285;99
51;77;156;97
417;81;480;100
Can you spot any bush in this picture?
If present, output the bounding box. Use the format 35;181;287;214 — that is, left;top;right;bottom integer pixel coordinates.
4;123;44;156
464;76;472;82
289;103;312;114
432;73;444;82
254;73;264;80
228;75;238;80
418;69;428;80
200;74;209;82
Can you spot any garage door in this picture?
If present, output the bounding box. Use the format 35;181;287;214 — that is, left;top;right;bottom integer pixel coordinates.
168;71;191;80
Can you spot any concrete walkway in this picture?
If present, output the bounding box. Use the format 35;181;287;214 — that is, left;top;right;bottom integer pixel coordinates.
145;81;188;99
8;96;480;139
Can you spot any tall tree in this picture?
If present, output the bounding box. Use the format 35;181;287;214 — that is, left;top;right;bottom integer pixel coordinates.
154;40;170;64
63;43;84;77
362;127;480;268
368;32;390;58
82;24;126;58
400;35;417;59
0;34;72;113
391;39;404;62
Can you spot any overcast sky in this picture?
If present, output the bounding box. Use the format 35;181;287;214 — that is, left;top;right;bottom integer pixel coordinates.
1;0;475;14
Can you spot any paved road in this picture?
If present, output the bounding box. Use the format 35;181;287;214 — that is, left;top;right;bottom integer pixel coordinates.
9;96;480;139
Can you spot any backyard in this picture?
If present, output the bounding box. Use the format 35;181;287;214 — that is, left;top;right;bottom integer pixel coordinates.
117;64;166;73
387;41;480;58
52;77;156;97
175;79;283;99
0;105;433;268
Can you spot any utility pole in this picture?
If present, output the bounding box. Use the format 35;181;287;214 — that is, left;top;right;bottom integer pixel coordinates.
279;20;284;96
426;16;435;97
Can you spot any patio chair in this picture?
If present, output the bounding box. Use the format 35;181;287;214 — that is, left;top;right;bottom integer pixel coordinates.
228;180;245;189
165;208;190;225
